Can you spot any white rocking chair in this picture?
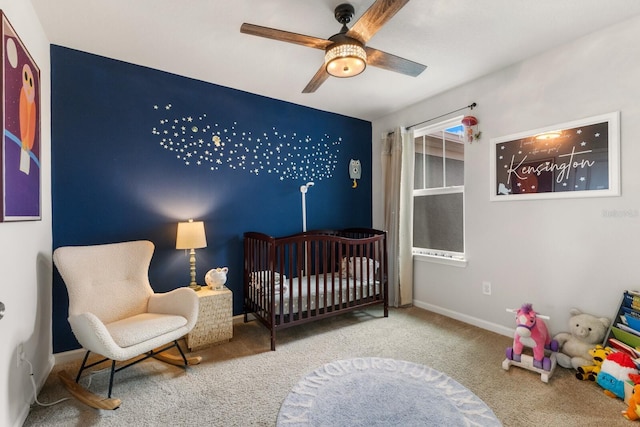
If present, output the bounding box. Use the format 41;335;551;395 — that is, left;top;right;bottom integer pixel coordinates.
53;240;201;409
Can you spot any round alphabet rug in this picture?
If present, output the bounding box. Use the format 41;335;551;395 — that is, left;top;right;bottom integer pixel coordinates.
276;357;502;426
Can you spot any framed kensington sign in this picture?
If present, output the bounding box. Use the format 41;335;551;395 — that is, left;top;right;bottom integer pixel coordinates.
490;112;620;201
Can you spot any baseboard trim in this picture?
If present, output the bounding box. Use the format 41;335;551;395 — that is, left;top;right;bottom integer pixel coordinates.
235;313;264;324
413;299;514;338
53;348;86;365
14;353;56;427
14;404;29;427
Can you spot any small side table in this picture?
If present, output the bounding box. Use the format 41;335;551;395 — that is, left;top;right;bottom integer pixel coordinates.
186;286;233;351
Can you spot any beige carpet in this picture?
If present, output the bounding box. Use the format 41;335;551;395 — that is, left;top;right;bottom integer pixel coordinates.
25;307;630;426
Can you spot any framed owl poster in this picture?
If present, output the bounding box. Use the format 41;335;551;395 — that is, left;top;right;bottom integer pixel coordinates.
0;11;40;221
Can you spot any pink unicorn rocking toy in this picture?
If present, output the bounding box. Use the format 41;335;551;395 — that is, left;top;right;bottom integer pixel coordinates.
502;303;559;383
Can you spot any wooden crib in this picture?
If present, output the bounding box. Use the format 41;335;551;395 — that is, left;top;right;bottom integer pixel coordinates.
243;228;388;350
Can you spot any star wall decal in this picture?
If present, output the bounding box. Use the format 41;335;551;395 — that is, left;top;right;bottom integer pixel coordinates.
151;104;342;182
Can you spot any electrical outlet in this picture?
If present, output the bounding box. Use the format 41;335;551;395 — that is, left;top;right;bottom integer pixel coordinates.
17;343;24;367
482;281;492;296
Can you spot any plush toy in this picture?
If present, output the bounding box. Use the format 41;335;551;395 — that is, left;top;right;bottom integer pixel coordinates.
623;384;640;420
576;345;613;381
553;308;610;370
505;303;558;371
205;267;228;290
597;352;638;399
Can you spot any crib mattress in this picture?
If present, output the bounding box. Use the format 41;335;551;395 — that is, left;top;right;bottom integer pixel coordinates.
253;275;381;316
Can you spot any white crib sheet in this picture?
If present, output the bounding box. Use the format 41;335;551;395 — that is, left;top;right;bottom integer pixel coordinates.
271;275;381;315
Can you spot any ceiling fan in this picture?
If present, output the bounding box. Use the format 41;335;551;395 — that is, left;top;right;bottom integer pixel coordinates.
240;0;427;93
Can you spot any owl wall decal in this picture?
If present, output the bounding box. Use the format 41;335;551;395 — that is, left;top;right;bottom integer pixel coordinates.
349;159;361;188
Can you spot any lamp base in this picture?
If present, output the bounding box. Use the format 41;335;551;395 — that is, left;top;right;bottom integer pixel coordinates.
188;283;202;291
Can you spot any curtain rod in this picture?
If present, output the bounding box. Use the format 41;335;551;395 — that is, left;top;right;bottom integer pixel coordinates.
405;102;477;131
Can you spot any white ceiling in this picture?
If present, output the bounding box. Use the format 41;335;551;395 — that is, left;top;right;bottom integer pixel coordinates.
30;0;640;121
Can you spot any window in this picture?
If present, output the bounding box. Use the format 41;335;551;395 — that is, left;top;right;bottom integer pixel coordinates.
412;116;465;261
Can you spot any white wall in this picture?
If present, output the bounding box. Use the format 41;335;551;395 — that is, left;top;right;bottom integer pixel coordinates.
372;15;640;337
0;2;52;427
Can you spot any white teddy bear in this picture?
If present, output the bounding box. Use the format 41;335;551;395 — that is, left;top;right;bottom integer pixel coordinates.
205;267;228;290
553;308;610;370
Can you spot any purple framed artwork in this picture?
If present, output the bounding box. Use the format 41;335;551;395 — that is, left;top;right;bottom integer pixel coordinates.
1;11;40;221
490;112;620;201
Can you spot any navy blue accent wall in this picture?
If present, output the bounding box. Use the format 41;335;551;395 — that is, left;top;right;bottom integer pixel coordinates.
51;46;372;353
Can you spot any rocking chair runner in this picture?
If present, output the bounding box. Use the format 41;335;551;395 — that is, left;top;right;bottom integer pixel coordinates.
53;240;202;409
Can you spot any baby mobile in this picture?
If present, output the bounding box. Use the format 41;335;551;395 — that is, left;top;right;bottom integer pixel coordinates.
461;104;481;143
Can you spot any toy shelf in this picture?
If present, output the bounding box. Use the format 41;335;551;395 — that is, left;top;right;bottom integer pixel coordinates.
603;291;640;359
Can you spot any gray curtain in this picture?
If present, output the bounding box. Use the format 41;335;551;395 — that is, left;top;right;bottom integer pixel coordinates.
381;128;414;306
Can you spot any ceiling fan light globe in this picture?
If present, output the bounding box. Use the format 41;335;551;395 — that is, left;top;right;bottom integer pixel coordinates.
325;43;367;78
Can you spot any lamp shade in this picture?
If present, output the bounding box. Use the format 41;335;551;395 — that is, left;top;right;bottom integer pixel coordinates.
325;34;366;78
176;219;207;249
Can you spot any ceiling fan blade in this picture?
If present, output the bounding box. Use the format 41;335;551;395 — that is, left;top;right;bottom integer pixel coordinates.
365;47;426;77
240;23;331;50
302;64;330;93
347;0;410;44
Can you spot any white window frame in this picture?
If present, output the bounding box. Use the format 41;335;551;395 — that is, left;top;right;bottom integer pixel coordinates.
412;116;467;267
